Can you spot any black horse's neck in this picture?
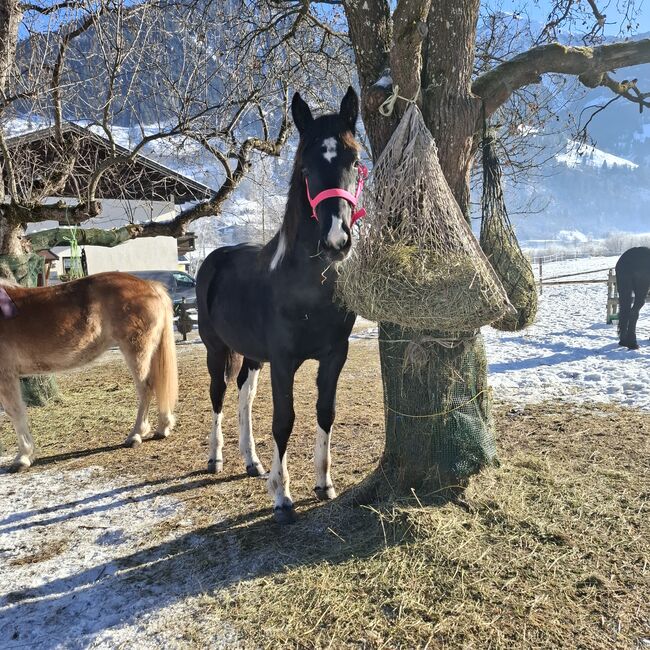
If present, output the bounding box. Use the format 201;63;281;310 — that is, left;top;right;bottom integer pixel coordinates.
264;151;325;270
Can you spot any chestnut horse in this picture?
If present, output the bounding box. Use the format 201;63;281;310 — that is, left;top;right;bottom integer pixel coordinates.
0;272;178;471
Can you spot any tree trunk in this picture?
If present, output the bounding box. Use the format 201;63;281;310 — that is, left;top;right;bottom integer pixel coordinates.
348;0;494;502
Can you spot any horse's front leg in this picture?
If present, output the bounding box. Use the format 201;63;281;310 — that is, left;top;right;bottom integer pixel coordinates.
314;341;349;502
0;375;34;472
268;358;298;524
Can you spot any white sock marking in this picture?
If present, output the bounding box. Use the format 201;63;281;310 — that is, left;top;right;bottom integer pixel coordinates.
267;442;292;509
270;231;287;271
315;424;333;489
322;137;337;163
209;411;223;465
238;368;262;469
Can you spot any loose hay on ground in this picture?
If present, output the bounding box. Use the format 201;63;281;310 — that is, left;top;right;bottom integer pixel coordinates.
0;343;648;649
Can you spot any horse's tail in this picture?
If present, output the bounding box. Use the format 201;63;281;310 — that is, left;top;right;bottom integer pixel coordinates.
150;284;179;415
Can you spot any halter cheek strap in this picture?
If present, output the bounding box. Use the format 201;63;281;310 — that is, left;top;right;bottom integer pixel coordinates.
305;164;368;226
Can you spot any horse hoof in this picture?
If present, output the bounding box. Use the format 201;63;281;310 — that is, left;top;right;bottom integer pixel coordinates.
627;343;640;350
314;485;337;501
152;431;170;440
8;463;30;474
273;505;297;525
246;463;266;478
124;436;142;448
207;459;223;474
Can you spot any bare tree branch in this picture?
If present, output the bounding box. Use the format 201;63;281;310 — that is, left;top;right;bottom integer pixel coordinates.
473;38;650;117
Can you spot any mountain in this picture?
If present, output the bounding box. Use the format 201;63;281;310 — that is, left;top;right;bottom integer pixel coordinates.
12;14;650;245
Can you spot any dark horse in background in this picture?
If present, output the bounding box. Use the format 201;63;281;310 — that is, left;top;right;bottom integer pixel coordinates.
616;246;650;349
196;88;365;523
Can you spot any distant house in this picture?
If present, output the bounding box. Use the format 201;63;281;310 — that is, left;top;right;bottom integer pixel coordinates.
3;122;215;278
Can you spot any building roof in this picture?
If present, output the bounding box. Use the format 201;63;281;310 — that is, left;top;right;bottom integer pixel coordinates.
3;122;216;204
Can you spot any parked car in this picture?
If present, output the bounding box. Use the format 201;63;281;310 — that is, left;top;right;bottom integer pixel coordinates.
128;270;197;308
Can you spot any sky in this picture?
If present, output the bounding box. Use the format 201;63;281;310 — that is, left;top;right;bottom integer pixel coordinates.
498;0;650;36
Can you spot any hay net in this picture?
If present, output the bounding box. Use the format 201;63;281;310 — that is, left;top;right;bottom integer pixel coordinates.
337;103;514;331
480;129;538;331
380;323;498;483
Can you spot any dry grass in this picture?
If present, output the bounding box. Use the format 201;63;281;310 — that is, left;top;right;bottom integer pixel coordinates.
1;342;648;648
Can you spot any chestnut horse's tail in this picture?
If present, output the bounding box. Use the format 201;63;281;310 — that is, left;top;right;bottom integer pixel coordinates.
150;284;178;415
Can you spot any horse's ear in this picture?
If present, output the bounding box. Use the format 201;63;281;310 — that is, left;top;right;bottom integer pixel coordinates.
339;86;359;133
291;92;313;136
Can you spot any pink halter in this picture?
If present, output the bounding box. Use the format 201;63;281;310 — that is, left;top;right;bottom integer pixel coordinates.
305;164;368;226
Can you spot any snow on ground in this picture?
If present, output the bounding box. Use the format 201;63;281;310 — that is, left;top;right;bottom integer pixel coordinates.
482;256;650;410
0;466;238;649
353;256;650;410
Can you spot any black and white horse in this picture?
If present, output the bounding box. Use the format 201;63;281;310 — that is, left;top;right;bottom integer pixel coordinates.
196;88;365;523
616;246;650;349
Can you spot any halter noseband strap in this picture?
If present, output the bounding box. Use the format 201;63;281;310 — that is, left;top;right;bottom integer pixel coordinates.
305;164;368;226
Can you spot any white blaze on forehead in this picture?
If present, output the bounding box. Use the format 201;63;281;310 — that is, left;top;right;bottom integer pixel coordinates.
322;137;337;163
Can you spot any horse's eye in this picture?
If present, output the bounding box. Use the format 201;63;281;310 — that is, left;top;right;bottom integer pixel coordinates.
353;160;360;168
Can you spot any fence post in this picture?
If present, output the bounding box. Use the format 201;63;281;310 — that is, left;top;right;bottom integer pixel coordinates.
538;258;543;295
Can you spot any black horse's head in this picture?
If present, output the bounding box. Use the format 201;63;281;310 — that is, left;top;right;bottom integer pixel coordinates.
291;87;362;261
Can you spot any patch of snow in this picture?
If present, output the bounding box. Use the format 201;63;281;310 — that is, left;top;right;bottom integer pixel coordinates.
350;257;650;411
374;75;392;89
0;465;238;648
557;229;589;243
483;256;650;410
557;140;638;170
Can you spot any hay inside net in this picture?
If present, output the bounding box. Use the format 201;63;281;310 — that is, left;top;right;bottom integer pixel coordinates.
337;104;513;331
480;129;538;331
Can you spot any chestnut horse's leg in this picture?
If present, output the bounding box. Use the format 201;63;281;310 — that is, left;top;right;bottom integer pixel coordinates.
314;341;349;502
0;375;34;471
120;343;155;448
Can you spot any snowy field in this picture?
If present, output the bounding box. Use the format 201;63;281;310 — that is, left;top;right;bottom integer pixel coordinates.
483;255;650;411
355;256;650;410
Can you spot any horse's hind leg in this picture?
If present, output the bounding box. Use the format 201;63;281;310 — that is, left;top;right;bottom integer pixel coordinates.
237;358;266;477
120;344;155;447
206;342;238;473
626;281;649;350
0;375;34;471
617;280;633;347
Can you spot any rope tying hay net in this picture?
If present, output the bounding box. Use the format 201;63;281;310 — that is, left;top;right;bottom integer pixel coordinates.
337;104;513;331
480;129;538;331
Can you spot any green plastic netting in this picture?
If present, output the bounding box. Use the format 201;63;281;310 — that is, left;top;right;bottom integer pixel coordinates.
379;322;498;486
480;130;538;331
0;253;59;407
0;253;44;287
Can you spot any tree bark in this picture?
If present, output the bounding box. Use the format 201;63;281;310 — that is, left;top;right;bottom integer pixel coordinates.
345;0;493;501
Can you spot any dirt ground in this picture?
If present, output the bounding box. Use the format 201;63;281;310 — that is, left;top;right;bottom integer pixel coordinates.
0;340;648;649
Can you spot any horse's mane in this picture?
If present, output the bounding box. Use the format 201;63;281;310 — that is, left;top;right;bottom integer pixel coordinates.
0;277;19;288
